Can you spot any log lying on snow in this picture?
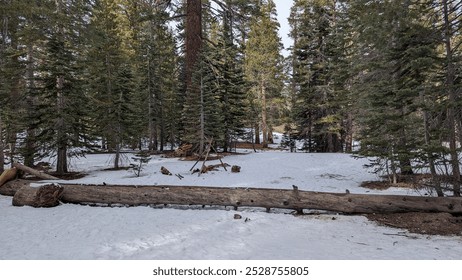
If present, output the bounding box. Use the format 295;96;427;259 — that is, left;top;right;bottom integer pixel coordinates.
57;183;462;214
0;167;17;187
0;179;30;196
4;180;462;214
12;184;64;207
12;162;59;180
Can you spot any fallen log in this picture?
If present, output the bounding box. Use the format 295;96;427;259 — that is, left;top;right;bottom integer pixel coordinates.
0;179;31;196
6;180;462;214
55;183;462;214
0;167;17;187
12;184;64;207
12;162;59;180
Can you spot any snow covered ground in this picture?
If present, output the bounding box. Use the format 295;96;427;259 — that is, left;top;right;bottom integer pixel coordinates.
1;149;461;260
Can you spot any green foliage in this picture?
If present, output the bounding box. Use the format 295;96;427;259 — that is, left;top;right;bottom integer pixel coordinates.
245;0;284;144
129;150;152;177
289;0;347;152
351;0;439;176
1;0;461;191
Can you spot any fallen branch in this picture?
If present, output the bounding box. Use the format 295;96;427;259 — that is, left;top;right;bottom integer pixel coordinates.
201;163;230;174
12;162;59;180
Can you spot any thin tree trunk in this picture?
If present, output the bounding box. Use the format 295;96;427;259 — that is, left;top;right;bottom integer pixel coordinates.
442;0;460;197
147;51;158;152
254;123;260;145
0;114;4;173
308;111;313;152
24;44;36;167
199;75;205;155
56;76;68;174
261;79;268;147
0;16;5;173
55;1;67;175
421;90;444;197
160;98;165;152
344;112;353;153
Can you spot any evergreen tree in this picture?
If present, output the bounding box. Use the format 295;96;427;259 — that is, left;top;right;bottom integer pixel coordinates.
351;0;439;182
137;5;179;152
33;0;93;174
245;0;284;147
289;0;346;153
0;0;54;167
85;0;138;168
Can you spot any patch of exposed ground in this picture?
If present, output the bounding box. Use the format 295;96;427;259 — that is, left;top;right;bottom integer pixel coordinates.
367;212;462;236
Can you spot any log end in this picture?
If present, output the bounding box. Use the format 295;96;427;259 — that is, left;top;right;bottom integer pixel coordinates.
0;167;18;188
13;184;64;208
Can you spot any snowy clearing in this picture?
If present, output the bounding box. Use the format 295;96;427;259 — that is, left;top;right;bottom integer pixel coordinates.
1;150;461;260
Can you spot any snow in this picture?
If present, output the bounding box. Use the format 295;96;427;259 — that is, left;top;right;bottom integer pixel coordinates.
1;149;462;260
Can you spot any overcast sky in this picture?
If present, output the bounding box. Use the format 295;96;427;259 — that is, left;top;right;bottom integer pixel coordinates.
274;0;293;56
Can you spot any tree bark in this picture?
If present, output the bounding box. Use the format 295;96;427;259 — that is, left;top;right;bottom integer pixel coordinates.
4;180;462;213
442;0;461;197
12;162;60;180
55;4;67;175
261;79;268;147
0;179;30;196
54;183;462;214
12;184;64;207
0;113;4;173
185;0;202;91
0;167;17;187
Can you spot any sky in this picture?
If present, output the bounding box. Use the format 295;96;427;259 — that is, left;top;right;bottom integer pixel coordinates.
274;0;293;56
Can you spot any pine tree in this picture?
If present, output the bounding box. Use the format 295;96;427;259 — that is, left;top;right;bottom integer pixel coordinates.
289;0;347;153
85;0;138;169
440;0;462;196
138;7;179;152
245;0;284;147
32;0;94;174
0;0;55;167
350;0;439;182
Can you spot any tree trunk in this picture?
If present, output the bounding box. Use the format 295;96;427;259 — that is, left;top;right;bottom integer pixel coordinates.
56;76;68;174
0;113;4;173
60;184;461;214
199;75;205;155
147;51;158;152
261;80;268;147
22;182;461;214
0;167;17;188
55;0;67;172
12;184;64;207
12;162;60;180
24;44;36;167
422;99;444;197
442;0;460;197
0;179;30;196
5;180;462;213
254;123;260;145
185;0;202;91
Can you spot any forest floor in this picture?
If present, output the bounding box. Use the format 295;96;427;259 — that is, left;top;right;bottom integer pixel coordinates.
361;176;462;236
2;145;462;260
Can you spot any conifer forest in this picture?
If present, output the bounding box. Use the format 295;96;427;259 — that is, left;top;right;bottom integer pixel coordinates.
0;0;461;197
